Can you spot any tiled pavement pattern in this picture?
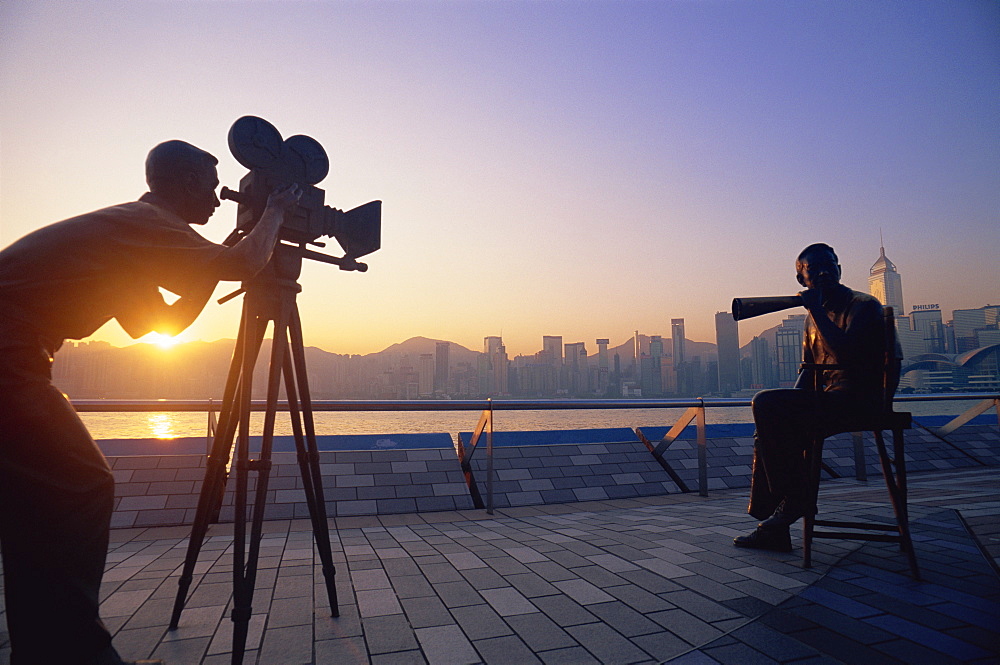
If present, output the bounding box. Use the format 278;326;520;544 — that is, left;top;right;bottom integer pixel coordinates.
1;467;996;664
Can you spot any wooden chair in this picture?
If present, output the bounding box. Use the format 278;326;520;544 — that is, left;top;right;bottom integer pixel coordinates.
801;306;920;580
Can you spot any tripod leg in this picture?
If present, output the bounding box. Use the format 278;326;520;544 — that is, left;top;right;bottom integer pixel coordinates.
170;299;266;631
287;305;340;616
231;298;293;664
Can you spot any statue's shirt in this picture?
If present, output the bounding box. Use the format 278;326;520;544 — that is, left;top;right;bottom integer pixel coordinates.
0;194;225;352
803;285;884;402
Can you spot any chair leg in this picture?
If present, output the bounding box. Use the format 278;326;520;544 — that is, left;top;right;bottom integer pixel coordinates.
874;429;920;580
891;427;920;580
802;437;824;569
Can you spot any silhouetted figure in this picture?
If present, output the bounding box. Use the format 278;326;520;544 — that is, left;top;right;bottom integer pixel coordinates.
0;140;299;665
734;243;885;552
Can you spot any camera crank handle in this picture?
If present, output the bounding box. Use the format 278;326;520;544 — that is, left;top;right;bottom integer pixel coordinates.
297;246;368;272
218;287;246;305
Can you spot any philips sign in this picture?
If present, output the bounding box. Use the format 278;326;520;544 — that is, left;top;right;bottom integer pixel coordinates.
911;304;940;311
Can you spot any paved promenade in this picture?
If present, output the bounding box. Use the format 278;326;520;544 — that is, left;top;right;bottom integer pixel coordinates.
1;467;997;664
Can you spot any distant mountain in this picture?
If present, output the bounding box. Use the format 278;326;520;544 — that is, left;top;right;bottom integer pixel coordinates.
370;336;478;362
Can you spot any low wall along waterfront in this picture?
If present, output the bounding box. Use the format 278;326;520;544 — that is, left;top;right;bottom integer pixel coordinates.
102;415;1000;529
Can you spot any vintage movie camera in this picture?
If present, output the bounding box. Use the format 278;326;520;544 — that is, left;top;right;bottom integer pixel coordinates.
220;116;380;270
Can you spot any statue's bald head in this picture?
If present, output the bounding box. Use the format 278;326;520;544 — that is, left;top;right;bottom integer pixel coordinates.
145;140;221;225
145;140;218;192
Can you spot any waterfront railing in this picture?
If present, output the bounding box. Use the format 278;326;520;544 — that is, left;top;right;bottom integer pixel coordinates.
73;393;999;512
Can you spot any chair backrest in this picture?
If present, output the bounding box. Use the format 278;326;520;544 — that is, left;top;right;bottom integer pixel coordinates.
882;306;902;413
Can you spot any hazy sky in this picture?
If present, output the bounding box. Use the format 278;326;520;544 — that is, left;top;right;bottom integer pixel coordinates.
2;1;997;357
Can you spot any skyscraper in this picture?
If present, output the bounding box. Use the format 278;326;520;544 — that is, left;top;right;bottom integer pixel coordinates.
418;353;435;397
564;342;588;395
484;336;508;395
542;336;563;366
953;306;1000;352
671;319;686;368
910;307;945;354
715;311;741;394
868;242;904;314
595;339;610;394
749;336;773;389
595;339;610;370
434;341;450;393
644;336;664;395
776;314;805;387
633;330;642;383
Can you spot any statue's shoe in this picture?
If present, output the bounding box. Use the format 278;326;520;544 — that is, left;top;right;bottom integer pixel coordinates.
733;526;793;553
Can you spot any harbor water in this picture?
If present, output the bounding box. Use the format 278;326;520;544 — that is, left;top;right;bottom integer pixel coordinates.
79;399;989;441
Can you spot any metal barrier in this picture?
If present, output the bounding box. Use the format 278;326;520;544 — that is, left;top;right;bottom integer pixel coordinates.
73;394;999;508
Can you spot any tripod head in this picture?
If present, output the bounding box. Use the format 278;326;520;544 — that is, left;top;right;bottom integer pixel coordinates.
221;116;381;270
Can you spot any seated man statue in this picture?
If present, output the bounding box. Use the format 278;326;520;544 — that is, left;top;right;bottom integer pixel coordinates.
0;140;299;665
734;243;885;552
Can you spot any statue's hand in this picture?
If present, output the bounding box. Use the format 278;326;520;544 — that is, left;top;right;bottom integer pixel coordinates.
799;288;824;312
266;184;302;212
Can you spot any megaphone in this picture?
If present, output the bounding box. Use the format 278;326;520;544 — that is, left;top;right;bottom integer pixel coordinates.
731;295;803;321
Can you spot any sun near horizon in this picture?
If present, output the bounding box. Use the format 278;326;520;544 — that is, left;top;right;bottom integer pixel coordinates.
141;332;183;351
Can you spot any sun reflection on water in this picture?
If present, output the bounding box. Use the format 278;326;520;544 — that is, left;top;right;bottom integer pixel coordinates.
147;413;177;439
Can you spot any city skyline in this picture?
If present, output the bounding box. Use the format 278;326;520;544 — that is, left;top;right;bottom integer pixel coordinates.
3;2;997;358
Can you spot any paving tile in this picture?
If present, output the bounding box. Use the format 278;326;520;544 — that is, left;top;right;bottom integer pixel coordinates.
781;603;890;645
391;573;436;599
527;561;578;582
791;627;901;665
536;646;602;664
660;590;743;623
729;622;817;661
434;580;484;609
460;566;509;590
451;602;514;640
797;587;881;619
473;634;544;665
414;624;481;665
401;595;454;629
351;567;392;590
532;594;600;628
631;630;691;662
649;608;725;647
371;650;428;665
150;635;212;663
480;586;538;616
552;578;616;605
565;622;656;664
363;614;420;654
504;546;552;563
878;637;968;665
604;583;676;613
701;640;776;665
587;601;661;637
258;624;314;665
357;588;404;617
504;611;576;652
315;636;371;664
865;614;992;660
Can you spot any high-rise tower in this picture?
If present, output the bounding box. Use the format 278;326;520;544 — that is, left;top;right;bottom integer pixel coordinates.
434;341;450;393
670;319;686;368
715;311;741;394
869;241;904;314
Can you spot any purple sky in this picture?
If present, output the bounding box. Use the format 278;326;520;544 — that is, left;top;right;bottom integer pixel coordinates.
2;1;997;356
